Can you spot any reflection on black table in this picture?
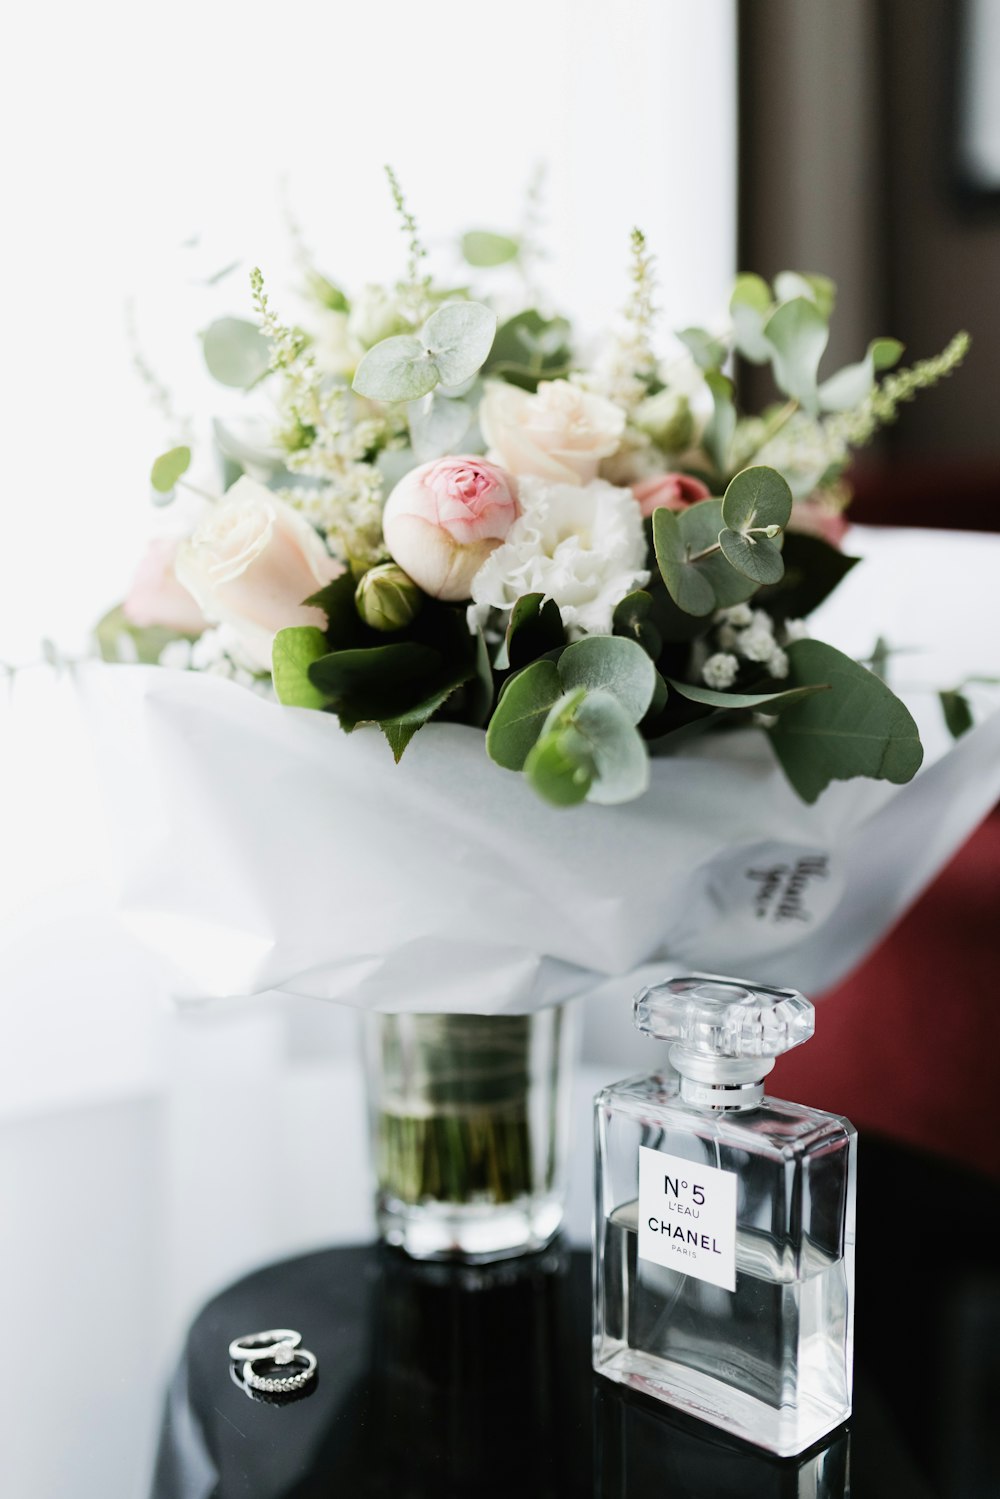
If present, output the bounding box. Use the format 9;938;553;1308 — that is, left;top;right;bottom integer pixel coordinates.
152;1138;999;1499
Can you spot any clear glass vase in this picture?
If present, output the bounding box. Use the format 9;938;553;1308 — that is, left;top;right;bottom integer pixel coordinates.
363;1006;575;1262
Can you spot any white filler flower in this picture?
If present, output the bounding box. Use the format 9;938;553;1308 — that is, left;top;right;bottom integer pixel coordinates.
702;652;740;690
468;476;649;637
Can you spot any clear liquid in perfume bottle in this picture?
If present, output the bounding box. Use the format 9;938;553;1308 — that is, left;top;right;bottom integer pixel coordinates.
594;1073;856;1457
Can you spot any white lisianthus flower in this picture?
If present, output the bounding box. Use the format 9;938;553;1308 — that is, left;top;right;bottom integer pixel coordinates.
467;476;649;637
702;652;740;690
479;379;626;485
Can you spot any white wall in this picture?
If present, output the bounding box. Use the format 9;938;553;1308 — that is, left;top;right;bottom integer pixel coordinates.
2;0;735;662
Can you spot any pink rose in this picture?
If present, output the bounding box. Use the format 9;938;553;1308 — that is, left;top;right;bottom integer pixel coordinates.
786;500;849;548
175;477;342;671
632;472;711;518
382;456;519;601
123;539;207;634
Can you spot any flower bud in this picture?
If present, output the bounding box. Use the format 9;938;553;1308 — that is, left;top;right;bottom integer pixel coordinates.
355;563;422;632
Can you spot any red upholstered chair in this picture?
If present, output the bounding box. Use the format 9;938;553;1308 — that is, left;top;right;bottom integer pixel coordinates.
779;804;1000;1179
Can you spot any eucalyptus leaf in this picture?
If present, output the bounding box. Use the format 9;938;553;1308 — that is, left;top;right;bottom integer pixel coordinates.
653;507;716;616
525;726;594;806
703;372;736;473
485;658;563;770
818;337;905;412
612;589;663;658
730;274;773;363
668;677;827;712
568;690;651;805
352;335;437;402
675;499;758;611
461;231;520;267
483;309;573;390
558;634;656;725
773;271;836;321
422;301;497;387
150;445;191;495
763;297;829;415
721;465;793;533
202;318;271;389
407;391;473;461
677;327;727;372
272;627;332;710
718;529;785;584
767;639;923;803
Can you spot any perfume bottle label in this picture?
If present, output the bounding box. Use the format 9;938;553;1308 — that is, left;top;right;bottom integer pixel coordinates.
638;1145;737;1291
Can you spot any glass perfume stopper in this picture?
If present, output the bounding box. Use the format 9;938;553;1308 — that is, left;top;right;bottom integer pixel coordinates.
633;973;814;1107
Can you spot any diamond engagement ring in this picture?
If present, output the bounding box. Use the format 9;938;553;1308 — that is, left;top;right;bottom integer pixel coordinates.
228;1328;302;1365
242;1347;318;1393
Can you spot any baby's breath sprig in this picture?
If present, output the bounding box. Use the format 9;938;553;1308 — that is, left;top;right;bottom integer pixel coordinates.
384;165;433;322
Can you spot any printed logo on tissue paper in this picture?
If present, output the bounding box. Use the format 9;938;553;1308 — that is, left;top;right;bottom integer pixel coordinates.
705;842;845;951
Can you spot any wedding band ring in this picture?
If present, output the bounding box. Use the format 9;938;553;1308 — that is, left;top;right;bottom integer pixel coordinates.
242;1347;317;1393
228;1328;302;1364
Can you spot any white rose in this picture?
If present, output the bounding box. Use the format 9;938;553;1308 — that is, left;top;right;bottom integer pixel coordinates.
175;477;341;672
468;476;649;637
479;379;626;486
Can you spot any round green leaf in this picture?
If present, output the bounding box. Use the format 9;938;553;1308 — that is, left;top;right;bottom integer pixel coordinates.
677;500;758;609
653;507;716;616
721;466;793;534
422;301;497;387
202;318;271;389
461;231;520;267
718;529;785;585
525;726;594;806
558;634;656;725
352;335;437;402
150;445;191;495
730;274;774;364
571;690;650;805
407;391;473;460
485;658;563;770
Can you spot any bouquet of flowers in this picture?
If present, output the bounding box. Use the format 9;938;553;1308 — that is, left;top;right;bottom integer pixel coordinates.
106;171;969;809
88;171;995;1257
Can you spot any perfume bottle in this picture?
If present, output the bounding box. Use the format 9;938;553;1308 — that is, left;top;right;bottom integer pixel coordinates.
593;974;856;1458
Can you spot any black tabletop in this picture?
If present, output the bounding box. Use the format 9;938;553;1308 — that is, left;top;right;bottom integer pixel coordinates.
152;1138;1000;1499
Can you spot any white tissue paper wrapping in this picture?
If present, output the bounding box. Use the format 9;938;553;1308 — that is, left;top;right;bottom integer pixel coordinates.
78;530;1000;1018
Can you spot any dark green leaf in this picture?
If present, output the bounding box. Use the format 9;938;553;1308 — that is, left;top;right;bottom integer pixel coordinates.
272;626;332;709
767;640;923;803
940;689;974;740
613;589;663;657
668;676;827;712
500;593;566;670
485;658;563;770
379;679;464;761
305;572;371;648
308;643;444;727
755;533;859;619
